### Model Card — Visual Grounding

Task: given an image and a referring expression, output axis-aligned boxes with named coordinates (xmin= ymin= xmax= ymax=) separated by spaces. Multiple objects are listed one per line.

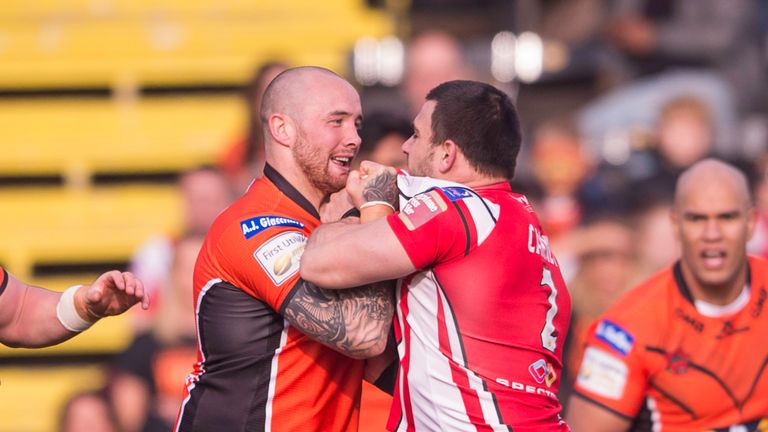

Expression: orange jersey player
xmin=568 ymin=159 xmax=768 ymax=432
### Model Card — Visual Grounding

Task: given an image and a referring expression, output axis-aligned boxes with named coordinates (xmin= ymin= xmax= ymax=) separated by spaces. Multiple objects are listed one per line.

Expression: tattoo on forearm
xmin=363 ymin=171 xmax=398 ymax=209
xmin=283 ymin=280 xmax=395 ymax=357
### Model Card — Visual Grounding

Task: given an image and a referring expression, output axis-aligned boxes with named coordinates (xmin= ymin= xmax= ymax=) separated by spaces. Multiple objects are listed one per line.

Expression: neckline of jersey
xmin=263 ymin=163 xmax=321 ymax=220
xmin=673 ymin=260 xmax=752 ymax=313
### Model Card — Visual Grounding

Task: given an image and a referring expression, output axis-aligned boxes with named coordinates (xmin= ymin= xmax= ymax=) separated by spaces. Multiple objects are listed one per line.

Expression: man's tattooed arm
xmin=282 ymin=278 xmax=395 ymax=359
xmin=362 ymin=169 xmax=399 ymax=210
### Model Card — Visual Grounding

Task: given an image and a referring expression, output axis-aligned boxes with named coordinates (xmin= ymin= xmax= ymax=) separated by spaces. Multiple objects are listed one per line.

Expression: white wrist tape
xmin=56 ymin=285 xmax=93 ymax=332
xmin=359 ymin=200 xmax=396 ymax=211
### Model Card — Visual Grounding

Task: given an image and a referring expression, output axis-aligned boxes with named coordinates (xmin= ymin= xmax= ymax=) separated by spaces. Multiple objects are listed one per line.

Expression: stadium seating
xmin=0 ymin=2 xmax=395 ymax=430
xmin=0 ymin=0 xmax=393 ymax=89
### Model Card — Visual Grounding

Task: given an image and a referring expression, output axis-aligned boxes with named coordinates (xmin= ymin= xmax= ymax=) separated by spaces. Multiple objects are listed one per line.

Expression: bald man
xmin=567 ymin=159 xmax=768 ymax=431
xmin=175 ymin=67 xmax=395 ymax=432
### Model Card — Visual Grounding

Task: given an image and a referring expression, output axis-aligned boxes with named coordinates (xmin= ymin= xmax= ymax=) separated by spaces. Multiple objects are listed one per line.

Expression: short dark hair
xmin=358 ymin=111 xmax=413 ymax=158
xmin=426 ymin=80 xmax=521 ymax=179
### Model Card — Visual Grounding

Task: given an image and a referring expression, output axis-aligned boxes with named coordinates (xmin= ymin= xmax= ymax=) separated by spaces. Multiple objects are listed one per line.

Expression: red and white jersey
xmin=385 ymin=175 xmax=572 ymax=432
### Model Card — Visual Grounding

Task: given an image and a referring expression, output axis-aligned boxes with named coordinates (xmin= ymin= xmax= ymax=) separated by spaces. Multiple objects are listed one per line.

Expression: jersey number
xmin=539 ymin=268 xmax=559 ymax=353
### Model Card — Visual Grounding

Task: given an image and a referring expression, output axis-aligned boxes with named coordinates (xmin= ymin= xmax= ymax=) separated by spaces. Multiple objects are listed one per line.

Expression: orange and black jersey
xmin=573 ymin=256 xmax=768 ymax=432
xmin=175 ymin=165 xmax=363 ymax=432
xmin=0 ymin=267 xmax=7 ymax=297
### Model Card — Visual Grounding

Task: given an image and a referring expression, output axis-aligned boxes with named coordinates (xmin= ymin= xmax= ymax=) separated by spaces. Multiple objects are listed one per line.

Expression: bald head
xmin=260 ymin=66 xmax=347 ymax=125
xmin=674 ymin=158 xmax=752 ymax=210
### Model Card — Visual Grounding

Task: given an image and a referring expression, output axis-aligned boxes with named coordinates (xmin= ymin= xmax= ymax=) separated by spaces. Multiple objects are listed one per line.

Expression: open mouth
xmin=330 ymin=156 xmax=353 ymax=168
xmin=701 ymin=250 xmax=726 ymax=269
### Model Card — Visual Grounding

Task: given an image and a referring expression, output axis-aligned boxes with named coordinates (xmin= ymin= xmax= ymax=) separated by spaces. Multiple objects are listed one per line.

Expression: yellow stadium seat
xmin=0 ymin=364 xmax=108 ymax=432
xmin=0 ymin=186 xmax=182 ymax=280
xmin=0 ymin=96 xmax=243 ymax=181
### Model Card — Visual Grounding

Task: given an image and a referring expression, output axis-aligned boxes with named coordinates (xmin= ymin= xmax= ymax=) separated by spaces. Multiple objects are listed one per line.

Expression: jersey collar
xmin=263 ymin=163 xmax=321 ymax=220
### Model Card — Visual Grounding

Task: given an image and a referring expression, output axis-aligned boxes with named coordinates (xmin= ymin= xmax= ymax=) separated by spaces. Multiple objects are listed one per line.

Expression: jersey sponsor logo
xmin=716 ymin=320 xmax=750 ymax=340
xmin=398 ymin=190 xmax=448 ymax=231
xmin=751 ymin=287 xmax=766 ymax=318
xmin=439 ymin=186 xmax=473 ymax=201
xmin=595 ymin=320 xmax=634 ymax=356
xmin=664 ymin=349 xmax=691 ymax=374
xmin=528 ymin=359 xmax=557 ymax=387
xmin=253 ymin=231 xmax=307 ymax=285
xmin=240 ymin=216 xmax=304 ymax=240
xmin=495 ymin=377 xmax=558 ymax=400
xmin=674 ymin=307 xmax=705 ymax=332
xmin=513 ymin=195 xmax=534 ymax=212
xmin=576 ymin=347 xmax=628 ymax=400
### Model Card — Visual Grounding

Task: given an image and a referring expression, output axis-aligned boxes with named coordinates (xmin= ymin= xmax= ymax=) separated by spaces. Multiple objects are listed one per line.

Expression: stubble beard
xmin=293 ymin=136 xmax=346 ymax=196
xmin=409 ymin=147 xmax=437 ymax=178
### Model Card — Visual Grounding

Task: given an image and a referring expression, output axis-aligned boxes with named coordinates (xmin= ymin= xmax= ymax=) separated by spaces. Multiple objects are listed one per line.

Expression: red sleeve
xmin=572 ymin=317 xmax=648 ymax=418
xmin=214 ymin=216 xmax=309 ymax=311
xmin=386 ymin=189 xmax=470 ymax=270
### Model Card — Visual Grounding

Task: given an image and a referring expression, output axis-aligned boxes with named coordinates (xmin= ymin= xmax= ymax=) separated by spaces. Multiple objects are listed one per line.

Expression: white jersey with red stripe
xmin=384 ymin=174 xmax=571 ymax=432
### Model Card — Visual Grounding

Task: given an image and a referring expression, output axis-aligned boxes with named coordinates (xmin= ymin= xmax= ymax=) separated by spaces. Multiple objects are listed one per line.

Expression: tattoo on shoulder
xmin=283 ymin=279 xmax=395 ymax=357
xmin=363 ymin=171 xmax=398 ymax=209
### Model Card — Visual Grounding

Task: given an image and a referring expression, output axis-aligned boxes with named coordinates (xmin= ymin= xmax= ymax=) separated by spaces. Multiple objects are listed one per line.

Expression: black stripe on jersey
xmin=627 ymin=399 xmax=653 ymax=432
xmin=648 ymin=380 xmax=697 ymax=419
xmin=264 ymin=163 xmax=320 ymax=220
xmin=179 ymin=281 xmax=285 ymax=432
xmin=646 ymin=345 xmax=739 ymax=410
xmin=571 ymin=391 xmax=634 ymax=421
xmin=450 ymin=201 xmax=472 ymax=257
xmin=0 ymin=268 xmax=7 ymax=297
xmin=433 ymin=271 xmax=469 ymax=368
xmin=463 ymin=188 xmax=498 ymax=224
xmin=481 ymin=376 xmax=512 ymax=430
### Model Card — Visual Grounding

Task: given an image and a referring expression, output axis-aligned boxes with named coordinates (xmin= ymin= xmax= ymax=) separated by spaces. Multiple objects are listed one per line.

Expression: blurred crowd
xmin=56 ymin=0 xmax=768 ymax=429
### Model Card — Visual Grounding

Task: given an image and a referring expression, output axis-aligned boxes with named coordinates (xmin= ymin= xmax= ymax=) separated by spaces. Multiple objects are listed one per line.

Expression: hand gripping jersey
xmin=573 ymin=257 xmax=768 ymax=431
xmin=175 ymin=165 xmax=363 ymax=432
xmin=385 ymin=175 xmax=572 ymax=432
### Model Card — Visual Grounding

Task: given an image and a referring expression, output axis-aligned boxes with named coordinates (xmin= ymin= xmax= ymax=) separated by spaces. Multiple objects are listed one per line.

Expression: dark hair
xmin=426 ymin=80 xmax=521 ymax=179
xmin=358 ymin=111 xmax=413 ymax=158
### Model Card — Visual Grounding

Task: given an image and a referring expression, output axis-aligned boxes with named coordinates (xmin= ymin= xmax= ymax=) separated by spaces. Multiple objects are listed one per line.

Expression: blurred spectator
xmin=356 ymin=110 xmax=412 ymax=169
xmin=592 ymin=95 xmax=716 ymax=211
xmin=110 ymin=233 xmax=203 ymax=432
xmin=579 ymin=0 xmax=764 ymax=157
xmin=60 ymin=390 xmax=118 ymax=432
xmin=748 ymin=153 xmax=768 ymax=257
xmin=557 ymin=216 xmax=641 ymax=409
xmin=129 ymin=166 xmax=233 ymax=329
xmin=219 ymin=62 xmax=289 ymax=192
xmin=633 ymin=196 xmax=680 ymax=276
xmin=526 ymin=118 xmax=612 ymax=239
xmin=402 ymin=30 xmax=476 ymax=116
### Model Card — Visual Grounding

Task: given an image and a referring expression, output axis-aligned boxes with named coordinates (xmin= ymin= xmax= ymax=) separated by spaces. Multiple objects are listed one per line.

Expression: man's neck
xmin=266 ymin=158 xmax=325 ymax=211
xmin=681 ymin=262 xmax=749 ymax=306
xmin=435 ymin=170 xmax=508 ymax=189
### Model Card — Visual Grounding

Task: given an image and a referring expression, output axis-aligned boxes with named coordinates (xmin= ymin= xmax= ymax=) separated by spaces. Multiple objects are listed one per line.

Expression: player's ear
xmin=268 ymin=113 xmax=297 ymax=147
xmin=437 ymin=139 xmax=458 ymax=174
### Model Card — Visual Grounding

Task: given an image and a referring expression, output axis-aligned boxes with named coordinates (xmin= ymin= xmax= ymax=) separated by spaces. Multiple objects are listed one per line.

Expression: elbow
xmin=346 ymin=338 xmax=388 ymax=360
xmin=299 ymin=253 xmax=345 ymax=289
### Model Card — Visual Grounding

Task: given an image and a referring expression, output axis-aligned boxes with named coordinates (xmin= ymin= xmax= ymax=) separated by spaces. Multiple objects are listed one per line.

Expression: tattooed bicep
xmin=282 ymin=278 xmax=395 ymax=358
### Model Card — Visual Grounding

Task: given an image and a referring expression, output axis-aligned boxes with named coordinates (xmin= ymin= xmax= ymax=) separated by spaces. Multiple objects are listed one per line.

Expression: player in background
xmin=567 ymin=158 xmax=768 ymax=431
xmin=301 ymin=80 xmax=572 ymax=431
xmin=0 ymin=268 xmax=148 ymax=348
